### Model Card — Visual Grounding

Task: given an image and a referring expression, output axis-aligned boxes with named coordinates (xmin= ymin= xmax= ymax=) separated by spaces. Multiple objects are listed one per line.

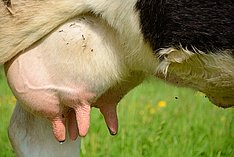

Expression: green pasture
xmin=0 ymin=68 xmax=233 ymax=157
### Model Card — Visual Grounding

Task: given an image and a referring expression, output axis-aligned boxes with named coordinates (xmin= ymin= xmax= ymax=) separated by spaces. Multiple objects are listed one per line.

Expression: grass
xmin=0 ymin=68 xmax=233 ymax=157
xmin=0 ymin=68 xmax=16 ymax=157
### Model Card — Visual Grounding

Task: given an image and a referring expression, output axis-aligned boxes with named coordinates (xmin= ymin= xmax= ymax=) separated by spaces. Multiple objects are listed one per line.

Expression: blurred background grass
xmin=0 ymin=67 xmax=233 ymax=157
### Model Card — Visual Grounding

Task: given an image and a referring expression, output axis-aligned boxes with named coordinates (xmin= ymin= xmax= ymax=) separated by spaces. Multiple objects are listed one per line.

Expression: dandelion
xmin=8 ymin=96 xmax=16 ymax=104
xmin=0 ymin=96 xmax=16 ymax=105
xmin=149 ymin=107 xmax=156 ymax=115
xmin=157 ymin=101 xmax=167 ymax=108
xmin=220 ymin=116 xmax=226 ymax=123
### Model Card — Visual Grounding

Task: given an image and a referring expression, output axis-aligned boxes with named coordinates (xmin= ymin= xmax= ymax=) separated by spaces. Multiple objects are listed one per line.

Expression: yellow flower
xmin=157 ymin=101 xmax=167 ymax=108
xmin=149 ymin=107 xmax=156 ymax=115
xmin=0 ymin=96 xmax=16 ymax=105
xmin=220 ymin=116 xmax=226 ymax=123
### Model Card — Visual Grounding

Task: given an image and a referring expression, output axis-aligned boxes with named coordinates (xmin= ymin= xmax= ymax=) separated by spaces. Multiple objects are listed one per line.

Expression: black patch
xmin=135 ymin=0 xmax=234 ymax=54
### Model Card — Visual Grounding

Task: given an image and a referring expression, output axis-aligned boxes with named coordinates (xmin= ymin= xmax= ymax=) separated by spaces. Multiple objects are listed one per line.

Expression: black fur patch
xmin=135 ymin=0 xmax=234 ymax=54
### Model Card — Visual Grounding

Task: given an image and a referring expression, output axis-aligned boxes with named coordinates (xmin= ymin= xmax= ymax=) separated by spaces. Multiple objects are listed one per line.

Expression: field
xmin=0 ymin=68 xmax=233 ymax=157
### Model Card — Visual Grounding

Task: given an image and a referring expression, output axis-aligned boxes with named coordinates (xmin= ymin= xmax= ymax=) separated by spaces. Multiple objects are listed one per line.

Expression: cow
xmin=5 ymin=15 xmax=146 ymax=157
xmin=1 ymin=0 xmax=233 ymax=107
xmin=1 ymin=0 xmax=234 ymax=156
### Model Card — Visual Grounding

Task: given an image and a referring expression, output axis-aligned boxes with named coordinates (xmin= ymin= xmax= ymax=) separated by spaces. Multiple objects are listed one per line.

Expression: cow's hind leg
xmin=8 ymin=102 xmax=80 ymax=157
